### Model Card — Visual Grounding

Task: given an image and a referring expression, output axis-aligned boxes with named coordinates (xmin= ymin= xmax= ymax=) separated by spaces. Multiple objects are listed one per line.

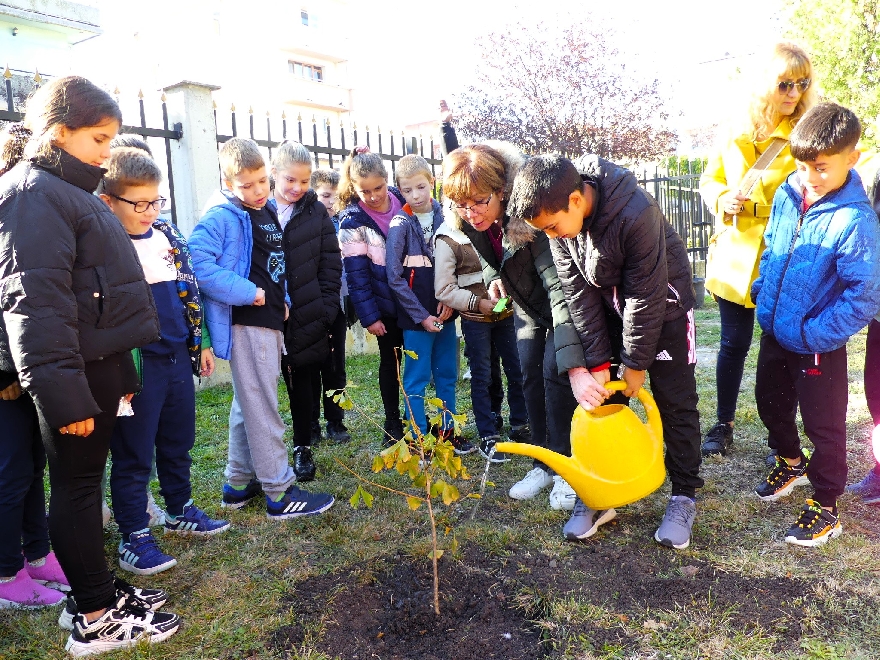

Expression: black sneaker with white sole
xmin=478 ymin=435 xmax=509 ymax=463
xmin=59 ymin=577 xmax=168 ymax=631
xmin=64 ymin=592 xmax=180 ymax=657
xmin=755 ymin=451 xmax=811 ymax=501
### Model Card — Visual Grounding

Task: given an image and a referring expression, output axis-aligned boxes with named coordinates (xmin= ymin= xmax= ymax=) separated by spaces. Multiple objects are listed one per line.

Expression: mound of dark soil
xmin=269 ymin=549 xmax=544 ymax=660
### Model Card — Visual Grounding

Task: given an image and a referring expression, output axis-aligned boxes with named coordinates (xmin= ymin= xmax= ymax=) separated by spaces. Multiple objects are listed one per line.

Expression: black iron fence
xmin=214 ymin=105 xmax=443 ymax=182
xmin=634 ymin=162 xmax=712 ymax=272
xmin=0 ymin=71 xmax=184 ymax=225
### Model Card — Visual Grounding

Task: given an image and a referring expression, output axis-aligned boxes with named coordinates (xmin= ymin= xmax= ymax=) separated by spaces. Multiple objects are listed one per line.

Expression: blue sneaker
xmin=118 ymin=531 xmax=177 ymax=576
xmin=221 ymin=478 xmax=262 ymax=509
xmin=846 ymin=468 xmax=880 ymax=504
xmin=266 ymin=484 xmax=334 ymax=520
xmin=164 ymin=503 xmax=230 ymax=536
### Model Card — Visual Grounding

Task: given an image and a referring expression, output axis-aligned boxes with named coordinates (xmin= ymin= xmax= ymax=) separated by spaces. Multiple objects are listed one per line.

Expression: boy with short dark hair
xmin=189 ymin=138 xmax=334 ymax=519
xmin=100 ymin=147 xmax=229 ymax=576
xmin=509 ymin=153 xmax=703 ymax=550
xmin=751 ymin=102 xmax=880 ymax=546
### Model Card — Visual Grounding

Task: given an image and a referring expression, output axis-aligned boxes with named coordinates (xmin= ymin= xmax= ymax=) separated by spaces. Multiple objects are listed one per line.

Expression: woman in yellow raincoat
xmin=699 ymin=41 xmax=817 ymax=457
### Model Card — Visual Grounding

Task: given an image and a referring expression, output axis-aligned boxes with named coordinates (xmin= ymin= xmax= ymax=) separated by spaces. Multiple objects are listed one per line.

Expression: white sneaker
xmin=102 ymin=501 xmax=112 ymax=528
xmin=549 ymin=476 xmax=577 ymax=511
xmin=64 ymin=592 xmax=180 ymax=657
xmin=509 ymin=467 xmax=554 ymax=500
xmin=146 ymin=493 xmax=166 ymax=527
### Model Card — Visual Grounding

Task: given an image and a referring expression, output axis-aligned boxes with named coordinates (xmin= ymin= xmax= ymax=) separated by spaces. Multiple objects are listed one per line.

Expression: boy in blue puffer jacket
xmin=189 ymin=138 xmax=334 ymax=520
xmin=752 ymin=103 xmax=880 ymax=547
xmin=386 ymin=155 xmax=470 ymax=453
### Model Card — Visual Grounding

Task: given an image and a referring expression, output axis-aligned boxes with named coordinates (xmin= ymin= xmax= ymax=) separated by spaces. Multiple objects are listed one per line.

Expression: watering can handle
xmin=602 ymin=380 xmax=663 ymax=441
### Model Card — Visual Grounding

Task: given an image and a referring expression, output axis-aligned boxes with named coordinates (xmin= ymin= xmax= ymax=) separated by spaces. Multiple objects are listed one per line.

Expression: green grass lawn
xmin=3 ymin=297 xmax=880 ymax=659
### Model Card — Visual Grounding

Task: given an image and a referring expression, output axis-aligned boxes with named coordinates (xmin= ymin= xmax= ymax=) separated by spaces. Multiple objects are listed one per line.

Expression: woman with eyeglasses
xmin=700 ymin=41 xmax=817 ymax=458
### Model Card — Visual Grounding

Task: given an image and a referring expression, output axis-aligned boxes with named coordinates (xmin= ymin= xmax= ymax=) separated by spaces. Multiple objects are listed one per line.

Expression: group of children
xmin=1 ymin=73 xmax=880 ymax=657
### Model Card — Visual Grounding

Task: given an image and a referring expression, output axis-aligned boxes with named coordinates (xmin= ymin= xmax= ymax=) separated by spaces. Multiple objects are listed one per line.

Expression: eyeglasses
xmin=108 ymin=193 xmax=167 ymax=213
xmin=452 ymin=194 xmax=493 ymax=216
xmin=777 ymin=79 xmax=811 ymax=94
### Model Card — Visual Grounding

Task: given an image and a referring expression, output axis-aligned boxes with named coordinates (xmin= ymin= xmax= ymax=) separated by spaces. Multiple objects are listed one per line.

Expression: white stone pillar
xmin=162 ymin=81 xmax=221 ymax=238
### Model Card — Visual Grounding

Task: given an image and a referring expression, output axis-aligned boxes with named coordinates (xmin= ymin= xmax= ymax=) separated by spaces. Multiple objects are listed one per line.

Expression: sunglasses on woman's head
xmin=777 ymin=79 xmax=811 ymax=94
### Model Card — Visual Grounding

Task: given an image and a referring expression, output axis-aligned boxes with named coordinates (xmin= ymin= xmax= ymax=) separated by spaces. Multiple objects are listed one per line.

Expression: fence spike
xmin=340 ymin=119 xmax=344 ymax=127
xmin=160 ymin=92 xmax=167 ymax=103
xmin=311 ymin=114 xmax=316 ymax=123
xmin=137 ymin=88 xmax=144 ymax=100
xmin=33 ymin=68 xmax=42 ymax=84
xmin=212 ymin=100 xmax=217 ymax=109
xmin=266 ymin=110 xmax=270 ymax=117
xmin=297 ymin=112 xmax=302 ymax=121
xmin=390 ymin=129 xmax=393 ymax=136
xmin=365 ymin=125 xmax=369 ymax=132
xmin=3 ymin=65 xmax=11 ymax=80
xmin=248 ymin=106 xmax=253 ymax=114
xmin=230 ymin=103 xmax=235 ymax=112
xmin=281 ymin=110 xmax=287 ymax=119
xmin=353 ymin=122 xmax=357 ymax=129
xmin=113 ymin=85 xmax=121 ymax=96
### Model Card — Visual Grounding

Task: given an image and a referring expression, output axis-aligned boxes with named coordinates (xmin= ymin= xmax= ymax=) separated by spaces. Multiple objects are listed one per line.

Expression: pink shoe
xmin=25 ymin=552 xmax=70 ymax=592
xmin=0 ymin=568 xmax=64 ymax=609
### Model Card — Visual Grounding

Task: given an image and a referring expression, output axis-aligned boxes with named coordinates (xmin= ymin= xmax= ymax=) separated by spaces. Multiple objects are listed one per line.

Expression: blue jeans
xmin=110 ymin=346 xmax=195 ymax=536
xmin=514 ymin=310 xmax=577 ymax=471
xmin=0 ymin=392 xmax=50 ymax=576
xmin=402 ymin=324 xmax=458 ymax=434
xmin=715 ymin=296 xmax=755 ymax=424
xmin=460 ymin=316 xmax=528 ymax=438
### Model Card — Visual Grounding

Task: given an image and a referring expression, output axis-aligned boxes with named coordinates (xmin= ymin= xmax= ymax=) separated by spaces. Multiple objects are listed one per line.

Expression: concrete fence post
xmin=162 ymin=80 xmax=221 ymax=238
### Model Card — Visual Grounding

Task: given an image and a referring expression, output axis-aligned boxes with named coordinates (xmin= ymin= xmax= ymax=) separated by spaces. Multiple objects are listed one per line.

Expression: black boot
xmin=293 ymin=446 xmax=316 ymax=482
xmin=326 ymin=421 xmax=352 ymax=444
xmin=382 ymin=418 xmax=404 ymax=448
xmin=310 ymin=420 xmax=322 ymax=447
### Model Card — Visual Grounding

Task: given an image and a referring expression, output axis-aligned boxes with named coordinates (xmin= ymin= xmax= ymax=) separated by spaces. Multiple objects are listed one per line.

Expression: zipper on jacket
xmin=768 ymin=209 xmax=806 ymax=333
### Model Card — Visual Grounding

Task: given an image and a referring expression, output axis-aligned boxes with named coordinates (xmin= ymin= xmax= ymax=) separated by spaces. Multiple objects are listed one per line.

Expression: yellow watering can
xmin=495 ymin=381 xmax=665 ymax=510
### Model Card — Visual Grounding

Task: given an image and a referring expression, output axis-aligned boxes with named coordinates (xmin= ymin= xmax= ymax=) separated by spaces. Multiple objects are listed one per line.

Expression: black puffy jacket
xmin=546 ymin=156 xmax=695 ymax=371
xmin=0 ymin=149 xmax=160 ymax=428
xmin=281 ymin=190 xmax=342 ymax=368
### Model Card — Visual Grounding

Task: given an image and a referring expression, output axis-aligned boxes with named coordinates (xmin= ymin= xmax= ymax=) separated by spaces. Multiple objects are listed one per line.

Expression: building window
xmin=289 ymin=61 xmax=323 ymax=82
xmin=301 ymin=10 xmax=309 ymax=25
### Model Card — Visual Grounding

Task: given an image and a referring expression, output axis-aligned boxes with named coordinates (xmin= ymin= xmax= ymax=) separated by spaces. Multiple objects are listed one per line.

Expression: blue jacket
xmin=188 ymin=190 xmax=257 ymax=360
xmin=386 ymin=199 xmax=449 ymax=331
xmin=338 ymin=188 xmax=406 ymax=327
xmin=752 ymin=170 xmax=880 ymax=354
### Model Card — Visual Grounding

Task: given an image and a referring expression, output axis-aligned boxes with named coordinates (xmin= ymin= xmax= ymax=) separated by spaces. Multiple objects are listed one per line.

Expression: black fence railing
xmin=214 ymin=105 xmax=443 ymax=183
xmin=1 ymin=75 xmax=184 ymax=225
xmin=633 ymin=164 xmax=713 ymax=272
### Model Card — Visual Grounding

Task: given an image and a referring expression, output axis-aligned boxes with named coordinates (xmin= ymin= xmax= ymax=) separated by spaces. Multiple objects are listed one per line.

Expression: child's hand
xmin=436 ymin=302 xmax=454 ymax=322
xmin=421 ymin=315 xmax=443 ymax=333
xmin=568 ymin=367 xmax=610 ymax=410
xmin=59 ymin=418 xmax=95 ymax=437
xmin=488 ymin=279 xmax=507 ymax=302
xmin=478 ymin=299 xmax=495 ymax=315
xmin=200 ymin=348 xmax=215 ymax=378
xmin=621 ymin=367 xmax=645 ymax=397
xmin=439 ymin=99 xmax=453 ymax=124
xmin=0 ymin=381 xmax=21 ymax=401
xmin=366 ymin=319 xmax=387 ymax=336
xmin=284 ymin=304 xmax=289 ymax=321
xmin=253 ymin=287 xmax=266 ymax=306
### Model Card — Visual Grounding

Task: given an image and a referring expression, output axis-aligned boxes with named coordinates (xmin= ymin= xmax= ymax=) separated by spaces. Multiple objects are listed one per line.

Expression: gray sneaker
xmin=654 ymin=495 xmax=696 ymax=549
xmin=563 ymin=498 xmax=617 ymax=540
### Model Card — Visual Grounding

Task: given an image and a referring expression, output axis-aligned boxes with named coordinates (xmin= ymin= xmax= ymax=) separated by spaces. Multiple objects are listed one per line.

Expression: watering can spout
xmin=495 ymin=381 xmax=665 ymax=510
xmin=492 ymin=442 xmax=585 ymax=487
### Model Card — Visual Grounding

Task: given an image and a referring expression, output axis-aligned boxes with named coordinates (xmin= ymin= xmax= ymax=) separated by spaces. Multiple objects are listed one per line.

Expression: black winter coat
xmin=0 ymin=149 xmax=159 ymax=428
xmin=548 ymin=156 xmax=695 ymax=371
xmin=281 ymin=190 xmax=342 ymax=368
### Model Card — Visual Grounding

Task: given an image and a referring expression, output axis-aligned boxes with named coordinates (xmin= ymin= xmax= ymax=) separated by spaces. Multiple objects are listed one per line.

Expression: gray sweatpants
xmin=225 ymin=324 xmax=295 ymax=500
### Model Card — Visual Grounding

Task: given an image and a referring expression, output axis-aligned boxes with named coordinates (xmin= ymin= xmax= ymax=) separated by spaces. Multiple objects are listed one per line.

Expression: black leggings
xmin=39 ymin=355 xmax=131 ymax=614
xmin=376 ymin=316 xmax=403 ymax=424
